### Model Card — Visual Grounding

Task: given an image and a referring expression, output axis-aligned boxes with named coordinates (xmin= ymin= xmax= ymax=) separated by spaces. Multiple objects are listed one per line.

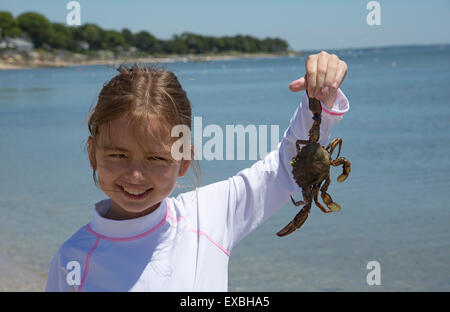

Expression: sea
xmin=0 ymin=44 xmax=449 ymax=291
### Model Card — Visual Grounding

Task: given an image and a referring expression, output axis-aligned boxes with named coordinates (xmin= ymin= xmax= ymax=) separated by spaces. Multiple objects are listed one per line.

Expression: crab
xmin=276 ymin=96 xmax=351 ymax=237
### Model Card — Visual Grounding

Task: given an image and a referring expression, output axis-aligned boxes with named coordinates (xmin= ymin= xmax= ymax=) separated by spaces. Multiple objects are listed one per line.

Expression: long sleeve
xmin=176 ymin=89 xmax=349 ymax=253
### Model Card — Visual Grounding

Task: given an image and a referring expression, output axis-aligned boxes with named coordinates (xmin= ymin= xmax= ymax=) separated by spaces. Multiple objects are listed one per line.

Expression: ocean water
xmin=0 ymin=45 xmax=449 ymax=291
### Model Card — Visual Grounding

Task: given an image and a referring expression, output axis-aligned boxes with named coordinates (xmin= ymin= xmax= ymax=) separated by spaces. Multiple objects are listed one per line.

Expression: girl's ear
xmin=178 ymin=159 xmax=192 ymax=177
xmin=87 ymin=136 xmax=97 ymax=170
xmin=177 ymin=144 xmax=193 ymax=177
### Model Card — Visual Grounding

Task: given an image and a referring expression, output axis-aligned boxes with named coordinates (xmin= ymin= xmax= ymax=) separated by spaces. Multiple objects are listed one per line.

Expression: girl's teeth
xmin=123 ymin=188 xmax=147 ymax=195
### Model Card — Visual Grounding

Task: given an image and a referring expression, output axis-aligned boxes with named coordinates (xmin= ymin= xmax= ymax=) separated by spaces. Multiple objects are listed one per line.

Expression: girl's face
xmin=88 ymin=115 xmax=191 ymax=220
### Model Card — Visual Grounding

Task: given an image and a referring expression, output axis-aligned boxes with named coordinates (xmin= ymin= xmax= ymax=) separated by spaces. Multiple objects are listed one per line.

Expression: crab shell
xmin=291 ymin=142 xmax=330 ymax=189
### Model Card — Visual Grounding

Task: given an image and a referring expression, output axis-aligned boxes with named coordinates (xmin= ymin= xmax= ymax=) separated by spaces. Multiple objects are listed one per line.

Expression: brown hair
xmin=85 ymin=63 xmax=200 ymax=189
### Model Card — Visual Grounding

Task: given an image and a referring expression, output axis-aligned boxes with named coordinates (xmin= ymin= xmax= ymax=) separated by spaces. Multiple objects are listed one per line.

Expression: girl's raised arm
xmin=174 ymin=88 xmax=349 ymax=254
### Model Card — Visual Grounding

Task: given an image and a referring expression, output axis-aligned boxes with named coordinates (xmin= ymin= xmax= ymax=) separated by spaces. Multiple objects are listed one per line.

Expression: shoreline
xmin=0 ymin=51 xmax=301 ymax=71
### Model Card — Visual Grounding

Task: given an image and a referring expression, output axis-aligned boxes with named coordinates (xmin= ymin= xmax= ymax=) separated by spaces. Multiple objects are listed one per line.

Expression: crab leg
xmin=295 ymin=139 xmax=310 ymax=151
xmin=313 ymin=183 xmax=332 ymax=213
xmin=307 ymin=97 xmax=322 ymax=143
xmin=320 ymin=176 xmax=341 ymax=212
xmin=308 ymin=117 xmax=321 ymax=143
xmin=277 ymin=188 xmax=312 ymax=237
xmin=308 ymin=97 xmax=322 ymax=115
xmin=325 ymin=138 xmax=342 ymax=160
xmin=330 ymin=157 xmax=351 ymax=182
xmin=290 ymin=195 xmax=305 ymax=206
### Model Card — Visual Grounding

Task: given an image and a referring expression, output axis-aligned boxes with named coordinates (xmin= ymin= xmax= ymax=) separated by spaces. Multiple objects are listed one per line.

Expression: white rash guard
xmin=46 ymin=90 xmax=349 ymax=292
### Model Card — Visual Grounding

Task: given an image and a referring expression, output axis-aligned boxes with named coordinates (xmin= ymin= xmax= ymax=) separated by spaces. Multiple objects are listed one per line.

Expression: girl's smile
xmin=117 ymin=184 xmax=153 ymax=200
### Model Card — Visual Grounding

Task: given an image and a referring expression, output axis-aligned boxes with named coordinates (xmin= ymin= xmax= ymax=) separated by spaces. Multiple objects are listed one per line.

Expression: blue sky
xmin=3 ymin=0 xmax=450 ymax=50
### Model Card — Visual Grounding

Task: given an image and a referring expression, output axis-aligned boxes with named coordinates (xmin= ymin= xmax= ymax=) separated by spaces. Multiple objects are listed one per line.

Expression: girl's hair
xmin=85 ymin=63 xmax=200 ymax=189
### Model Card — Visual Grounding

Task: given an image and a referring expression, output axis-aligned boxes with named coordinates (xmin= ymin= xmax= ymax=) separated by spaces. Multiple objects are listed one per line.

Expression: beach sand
xmin=0 ymin=63 xmax=32 ymax=70
xmin=0 ymin=255 xmax=47 ymax=292
xmin=0 ymin=52 xmax=300 ymax=71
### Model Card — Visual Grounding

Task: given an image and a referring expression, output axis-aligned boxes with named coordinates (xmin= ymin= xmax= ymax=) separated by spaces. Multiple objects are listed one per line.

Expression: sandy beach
xmin=0 ymin=51 xmax=300 ymax=71
xmin=0 ymin=255 xmax=47 ymax=292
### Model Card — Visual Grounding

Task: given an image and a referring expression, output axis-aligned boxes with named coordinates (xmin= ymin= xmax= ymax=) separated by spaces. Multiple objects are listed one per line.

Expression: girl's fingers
xmin=333 ymin=60 xmax=348 ymax=89
xmin=305 ymin=54 xmax=318 ymax=97
xmin=303 ymin=52 xmax=347 ymax=98
xmin=288 ymin=76 xmax=307 ymax=92
xmin=315 ymin=52 xmax=329 ymax=96
xmin=324 ymin=54 xmax=340 ymax=90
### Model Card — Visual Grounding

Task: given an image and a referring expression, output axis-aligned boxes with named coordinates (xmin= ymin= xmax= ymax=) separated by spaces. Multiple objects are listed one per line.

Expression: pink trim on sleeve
xmin=319 ymin=88 xmax=349 ymax=116
xmin=321 ymin=104 xmax=346 ymax=116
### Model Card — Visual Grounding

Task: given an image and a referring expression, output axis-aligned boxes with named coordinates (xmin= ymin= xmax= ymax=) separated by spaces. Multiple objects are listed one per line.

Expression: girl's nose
xmin=126 ymin=161 xmax=146 ymax=183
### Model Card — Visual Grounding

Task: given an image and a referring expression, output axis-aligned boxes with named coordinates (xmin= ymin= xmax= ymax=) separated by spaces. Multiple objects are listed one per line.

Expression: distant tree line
xmin=0 ymin=11 xmax=289 ymax=54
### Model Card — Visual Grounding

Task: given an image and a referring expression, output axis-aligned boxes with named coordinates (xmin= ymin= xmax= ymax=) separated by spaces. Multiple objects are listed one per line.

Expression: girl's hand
xmin=288 ymin=51 xmax=348 ymax=109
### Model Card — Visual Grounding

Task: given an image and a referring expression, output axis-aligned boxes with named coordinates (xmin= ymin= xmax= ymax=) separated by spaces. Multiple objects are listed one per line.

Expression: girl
xmin=46 ymin=51 xmax=349 ymax=291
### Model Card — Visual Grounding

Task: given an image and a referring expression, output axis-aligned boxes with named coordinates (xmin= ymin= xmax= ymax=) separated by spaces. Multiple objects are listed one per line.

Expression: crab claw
xmin=276 ymin=207 xmax=309 ymax=237
xmin=337 ymin=174 xmax=348 ymax=183
xmin=328 ymin=202 xmax=341 ymax=212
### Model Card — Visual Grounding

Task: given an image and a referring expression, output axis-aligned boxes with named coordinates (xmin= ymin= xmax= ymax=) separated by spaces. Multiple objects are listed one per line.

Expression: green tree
xmin=134 ymin=31 xmax=159 ymax=53
xmin=179 ymin=32 xmax=210 ymax=54
xmin=5 ymin=9 xmax=290 ymax=55
xmin=121 ymin=28 xmax=134 ymax=47
xmin=0 ymin=11 xmax=21 ymax=38
xmin=163 ymin=35 xmax=189 ymax=54
xmin=104 ymin=30 xmax=125 ymax=50
xmin=17 ymin=12 xmax=53 ymax=47
xmin=72 ymin=23 xmax=105 ymax=50
xmin=49 ymin=23 xmax=72 ymax=49
xmin=261 ymin=37 xmax=288 ymax=52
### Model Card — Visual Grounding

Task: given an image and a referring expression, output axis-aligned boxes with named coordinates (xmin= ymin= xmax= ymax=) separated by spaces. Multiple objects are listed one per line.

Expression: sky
xmin=2 ymin=0 xmax=450 ymax=50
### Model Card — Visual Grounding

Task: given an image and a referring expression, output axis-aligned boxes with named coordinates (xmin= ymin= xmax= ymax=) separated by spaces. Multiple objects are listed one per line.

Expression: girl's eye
xmin=109 ymin=154 xmax=126 ymax=159
xmin=147 ymin=156 xmax=167 ymax=162
xmin=107 ymin=154 xmax=169 ymax=162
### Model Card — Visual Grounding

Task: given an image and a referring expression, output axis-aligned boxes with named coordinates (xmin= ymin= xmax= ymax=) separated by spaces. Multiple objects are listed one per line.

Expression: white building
xmin=0 ymin=37 xmax=34 ymax=51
